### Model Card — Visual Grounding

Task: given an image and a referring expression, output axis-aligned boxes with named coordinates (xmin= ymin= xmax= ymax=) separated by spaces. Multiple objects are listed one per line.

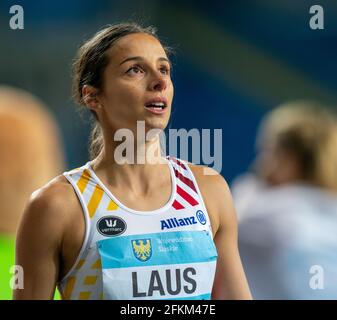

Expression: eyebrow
xmin=119 ymin=56 xmax=171 ymax=66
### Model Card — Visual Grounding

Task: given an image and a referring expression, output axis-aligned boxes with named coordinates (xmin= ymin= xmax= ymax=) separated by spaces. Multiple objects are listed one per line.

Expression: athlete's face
xmin=256 ymin=143 xmax=302 ymax=186
xmin=97 ymin=33 xmax=173 ymax=134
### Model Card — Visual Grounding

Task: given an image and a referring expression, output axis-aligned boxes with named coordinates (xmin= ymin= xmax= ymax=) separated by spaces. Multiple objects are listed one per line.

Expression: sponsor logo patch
xmin=160 ymin=216 xmax=197 ymax=230
xmin=196 ymin=210 xmax=207 ymax=225
xmin=97 ymin=216 xmax=127 ymax=237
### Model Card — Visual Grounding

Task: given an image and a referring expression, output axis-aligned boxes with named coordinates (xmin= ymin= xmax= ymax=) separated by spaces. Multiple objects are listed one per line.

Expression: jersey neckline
xmin=85 ymin=157 xmax=177 ymax=216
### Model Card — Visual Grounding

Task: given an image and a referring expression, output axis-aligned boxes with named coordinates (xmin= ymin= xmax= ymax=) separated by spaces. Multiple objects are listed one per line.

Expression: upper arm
xmin=211 ymin=179 xmax=252 ymax=299
xmin=188 ymin=164 xmax=252 ymax=300
xmin=13 ymin=181 xmax=67 ymax=300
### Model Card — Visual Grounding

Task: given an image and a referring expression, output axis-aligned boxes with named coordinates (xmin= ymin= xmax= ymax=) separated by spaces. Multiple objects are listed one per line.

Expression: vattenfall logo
xmin=160 ymin=210 xmax=207 ymax=230
xmin=97 ymin=216 xmax=127 ymax=237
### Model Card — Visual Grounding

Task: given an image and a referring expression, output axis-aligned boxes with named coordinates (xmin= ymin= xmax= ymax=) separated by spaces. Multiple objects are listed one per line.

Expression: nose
xmin=149 ymin=72 xmax=167 ymax=92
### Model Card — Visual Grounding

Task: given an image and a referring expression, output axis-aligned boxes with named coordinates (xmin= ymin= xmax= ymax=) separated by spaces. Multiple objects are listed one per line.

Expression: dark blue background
xmin=1 ymin=0 xmax=336 ymax=182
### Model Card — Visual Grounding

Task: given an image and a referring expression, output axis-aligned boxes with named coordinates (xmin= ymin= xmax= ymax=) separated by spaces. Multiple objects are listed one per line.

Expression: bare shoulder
xmin=187 ymin=163 xmax=229 ymax=192
xmin=28 ymin=175 xmax=77 ymax=216
xmin=19 ymin=175 xmax=80 ymax=238
xmin=14 ymin=175 xmax=84 ymax=297
xmin=186 ymin=163 xmax=235 ymax=235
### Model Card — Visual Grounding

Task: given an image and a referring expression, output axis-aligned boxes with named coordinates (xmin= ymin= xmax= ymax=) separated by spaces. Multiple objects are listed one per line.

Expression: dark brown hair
xmin=72 ymin=22 xmax=171 ymax=159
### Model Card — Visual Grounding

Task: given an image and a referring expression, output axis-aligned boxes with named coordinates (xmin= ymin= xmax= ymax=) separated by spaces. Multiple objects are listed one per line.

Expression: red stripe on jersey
xmin=173 ymin=168 xmax=197 ymax=193
xmin=177 ymin=185 xmax=198 ymax=206
xmin=168 ymin=156 xmax=187 ymax=170
xmin=172 ymin=200 xmax=185 ymax=210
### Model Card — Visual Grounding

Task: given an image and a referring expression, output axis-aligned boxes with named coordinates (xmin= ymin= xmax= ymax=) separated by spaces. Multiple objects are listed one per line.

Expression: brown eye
xmin=126 ymin=66 xmax=143 ymax=75
xmin=160 ymin=66 xmax=170 ymax=75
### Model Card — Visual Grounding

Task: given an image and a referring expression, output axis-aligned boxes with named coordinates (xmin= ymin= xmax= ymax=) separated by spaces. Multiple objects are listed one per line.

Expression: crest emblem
xmin=131 ymin=239 xmax=152 ymax=262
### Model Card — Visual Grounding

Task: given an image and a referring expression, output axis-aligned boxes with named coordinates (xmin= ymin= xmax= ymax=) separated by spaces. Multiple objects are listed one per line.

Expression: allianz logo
xmin=160 ymin=216 xmax=197 ymax=230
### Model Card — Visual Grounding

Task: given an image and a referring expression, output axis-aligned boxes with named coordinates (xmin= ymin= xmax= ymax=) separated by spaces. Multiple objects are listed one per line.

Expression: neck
xmin=91 ymin=134 xmax=169 ymax=194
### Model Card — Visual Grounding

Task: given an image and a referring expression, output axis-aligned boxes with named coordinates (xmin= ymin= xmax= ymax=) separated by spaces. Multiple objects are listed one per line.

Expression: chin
xmin=145 ymin=118 xmax=169 ymax=132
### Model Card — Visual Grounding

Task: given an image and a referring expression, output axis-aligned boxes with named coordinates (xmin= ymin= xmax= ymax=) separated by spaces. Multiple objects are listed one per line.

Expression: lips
xmin=144 ymin=97 xmax=168 ymax=115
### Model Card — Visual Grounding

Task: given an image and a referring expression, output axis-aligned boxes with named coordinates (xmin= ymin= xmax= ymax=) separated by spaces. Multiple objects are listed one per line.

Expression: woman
xmin=232 ymin=101 xmax=337 ymax=299
xmin=14 ymin=23 xmax=251 ymax=300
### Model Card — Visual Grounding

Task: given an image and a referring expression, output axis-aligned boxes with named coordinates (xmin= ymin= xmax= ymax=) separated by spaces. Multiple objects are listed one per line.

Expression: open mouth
xmin=144 ymin=101 xmax=167 ymax=110
xmin=144 ymin=99 xmax=168 ymax=114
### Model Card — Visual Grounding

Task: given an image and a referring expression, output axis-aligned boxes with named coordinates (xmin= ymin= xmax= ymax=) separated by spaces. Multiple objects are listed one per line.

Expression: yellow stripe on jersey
xmin=107 ymin=199 xmax=118 ymax=211
xmin=84 ymin=276 xmax=98 ymax=285
xmin=79 ymin=292 xmax=91 ymax=300
xmin=75 ymin=259 xmax=85 ymax=270
xmin=62 ymin=276 xmax=76 ymax=300
xmin=87 ymin=185 xmax=104 ymax=218
xmin=76 ymin=169 xmax=91 ymax=194
xmin=91 ymin=259 xmax=102 ymax=269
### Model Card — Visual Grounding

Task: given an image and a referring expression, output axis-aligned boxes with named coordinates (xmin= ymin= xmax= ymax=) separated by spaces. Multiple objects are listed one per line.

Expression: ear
xmin=82 ymin=85 xmax=102 ymax=112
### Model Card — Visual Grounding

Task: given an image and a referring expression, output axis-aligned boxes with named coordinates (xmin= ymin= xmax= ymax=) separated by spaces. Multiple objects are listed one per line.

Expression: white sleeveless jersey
xmin=58 ymin=157 xmax=218 ymax=300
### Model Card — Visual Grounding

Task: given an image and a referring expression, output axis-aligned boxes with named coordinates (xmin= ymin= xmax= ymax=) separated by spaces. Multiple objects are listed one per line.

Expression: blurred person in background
xmin=0 ymin=86 xmax=64 ymax=299
xmin=231 ymin=101 xmax=337 ymax=299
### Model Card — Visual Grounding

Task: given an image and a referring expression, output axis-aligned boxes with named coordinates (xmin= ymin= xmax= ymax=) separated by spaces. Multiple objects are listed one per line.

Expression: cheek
xmin=168 ymin=80 xmax=174 ymax=96
xmin=166 ymin=82 xmax=174 ymax=106
xmin=258 ymin=151 xmax=278 ymax=175
xmin=104 ymin=83 xmax=142 ymax=110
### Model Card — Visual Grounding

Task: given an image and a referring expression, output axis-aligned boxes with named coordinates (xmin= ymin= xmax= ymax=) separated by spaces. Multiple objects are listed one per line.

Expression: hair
xmin=72 ymin=22 xmax=172 ymax=159
xmin=256 ymin=101 xmax=337 ymax=191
